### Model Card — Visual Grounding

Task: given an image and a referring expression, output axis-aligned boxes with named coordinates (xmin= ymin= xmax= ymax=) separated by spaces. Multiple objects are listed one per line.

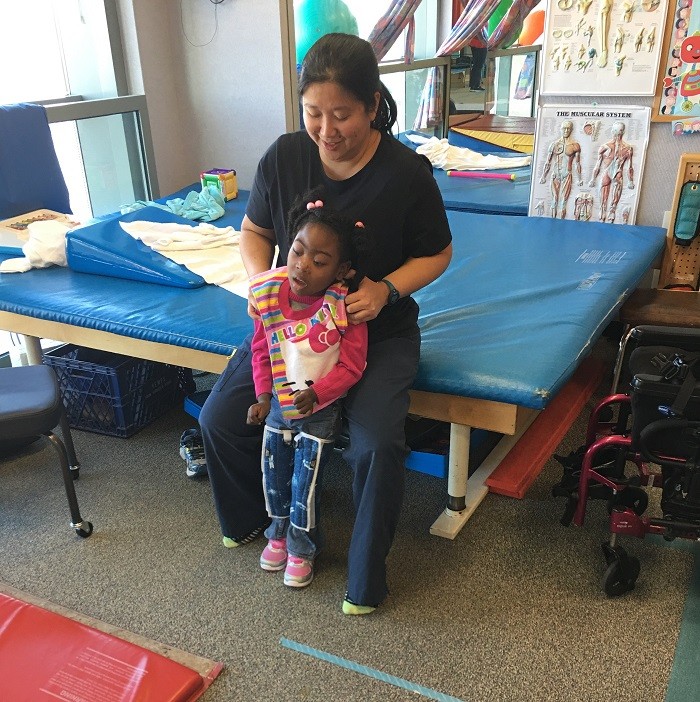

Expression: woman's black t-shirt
xmin=246 ymin=130 xmax=452 ymax=343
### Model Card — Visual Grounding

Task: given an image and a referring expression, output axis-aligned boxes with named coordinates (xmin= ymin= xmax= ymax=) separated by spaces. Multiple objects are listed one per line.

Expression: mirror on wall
xmin=448 ymin=47 xmax=486 ymax=120
xmin=449 ymin=45 xmax=541 ymax=122
xmin=486 ymin=45 xmax=540 ymax=119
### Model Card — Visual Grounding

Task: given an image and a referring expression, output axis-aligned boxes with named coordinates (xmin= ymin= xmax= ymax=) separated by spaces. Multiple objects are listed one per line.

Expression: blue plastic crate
xmin=405 ymin=425 xmax=503 ymax=479
xmin=43 ymin=344 xmax=179 ymax=437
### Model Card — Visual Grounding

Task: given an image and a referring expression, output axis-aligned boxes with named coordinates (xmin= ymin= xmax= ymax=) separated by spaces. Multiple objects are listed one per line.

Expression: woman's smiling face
xmin=302 ymin=81 xmax=378 ymax=166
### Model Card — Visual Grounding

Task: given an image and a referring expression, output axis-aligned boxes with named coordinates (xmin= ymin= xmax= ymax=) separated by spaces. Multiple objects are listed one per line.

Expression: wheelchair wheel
xmin=601 ymin=544 xmax=640 ymax=596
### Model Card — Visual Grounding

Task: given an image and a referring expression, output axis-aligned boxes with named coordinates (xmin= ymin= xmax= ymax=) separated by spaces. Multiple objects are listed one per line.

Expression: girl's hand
xmin=247 ymin=399 xmax=270 ymax=425
xmin=293 ymin=388 xmax=317 ymax=417
xmin=345 ymin=278 xmax=389 ymax=324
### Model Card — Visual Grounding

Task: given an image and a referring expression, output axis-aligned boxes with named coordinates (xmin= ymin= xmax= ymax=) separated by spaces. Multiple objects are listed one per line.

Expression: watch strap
xmin=381 ymin=278 xmax=400 ymax=306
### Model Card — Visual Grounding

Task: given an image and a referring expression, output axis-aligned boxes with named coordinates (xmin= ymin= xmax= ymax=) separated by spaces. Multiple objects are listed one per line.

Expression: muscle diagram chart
xmin=530 ymin=105 xmax=650 ymax=224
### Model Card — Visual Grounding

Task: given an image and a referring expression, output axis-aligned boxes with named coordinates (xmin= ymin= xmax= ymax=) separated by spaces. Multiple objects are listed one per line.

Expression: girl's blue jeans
xmin=262 ymin=398 xmax=339 ymax=560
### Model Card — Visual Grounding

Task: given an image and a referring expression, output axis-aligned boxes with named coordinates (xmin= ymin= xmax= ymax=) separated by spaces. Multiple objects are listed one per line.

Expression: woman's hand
xmin=247 ymin=292 xmax=260 ymax=320
xmin=345 ymin=278 xmax=388 ymax=324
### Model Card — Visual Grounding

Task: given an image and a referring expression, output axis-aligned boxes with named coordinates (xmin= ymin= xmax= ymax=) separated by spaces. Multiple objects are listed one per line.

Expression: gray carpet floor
xmin=0 ymin=337 xmax=695 ymax=702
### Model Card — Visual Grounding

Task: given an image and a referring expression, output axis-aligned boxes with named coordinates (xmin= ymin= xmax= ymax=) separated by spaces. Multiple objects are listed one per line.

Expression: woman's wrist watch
xmin=381 ymin=278 xmax=400 ymax=306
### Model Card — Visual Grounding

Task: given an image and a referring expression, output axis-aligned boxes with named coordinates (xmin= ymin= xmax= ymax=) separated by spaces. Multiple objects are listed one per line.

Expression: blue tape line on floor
xmin=280 ymin=637 xmax=465 ymax=702
xmin=665 ymin=541 xmax=700 ymax=702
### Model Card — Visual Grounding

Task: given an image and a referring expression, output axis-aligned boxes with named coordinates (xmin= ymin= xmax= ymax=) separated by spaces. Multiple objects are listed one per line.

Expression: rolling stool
xmin=0 ymin=364 xmax=93 ymax=538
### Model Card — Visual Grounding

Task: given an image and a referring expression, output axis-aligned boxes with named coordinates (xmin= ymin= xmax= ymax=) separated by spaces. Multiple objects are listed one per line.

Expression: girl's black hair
xmin=298 ymin=33 xmax=397 ymax=134
xmin=286 ymin=186 xmax=373 ymax=293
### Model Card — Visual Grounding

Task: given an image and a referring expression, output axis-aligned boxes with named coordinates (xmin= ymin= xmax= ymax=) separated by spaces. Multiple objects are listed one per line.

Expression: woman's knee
xmin=199 ymin=388 xmax=232 ymax=438
xmin=345 ymin=424 xmax=408 ymax=476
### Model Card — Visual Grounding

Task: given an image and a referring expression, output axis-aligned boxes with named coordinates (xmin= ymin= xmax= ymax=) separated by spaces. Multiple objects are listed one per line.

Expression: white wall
xmin=117 ymin=0 xmax=288 ymax=197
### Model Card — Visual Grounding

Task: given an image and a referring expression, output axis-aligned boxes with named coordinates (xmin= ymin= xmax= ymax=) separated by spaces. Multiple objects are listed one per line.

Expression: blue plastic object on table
xmin=62 ymin=186 xmax=249 ymax=289
xmin=66 ymin=206 xmax=209 ymax=289
xmin=447 ymin=128 xmax=525 ymax=154
xmin=398 ymin=131 xmax=531 ymax=216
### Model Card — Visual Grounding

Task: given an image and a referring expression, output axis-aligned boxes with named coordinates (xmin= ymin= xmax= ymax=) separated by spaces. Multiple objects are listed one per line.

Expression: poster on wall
xmin=540 ymin=0 xmax=669 ymax=95
xmin=653 ymin=0 xmax=700 ymax=120
xmin=529 ymin=104 xmax=651 ymax=224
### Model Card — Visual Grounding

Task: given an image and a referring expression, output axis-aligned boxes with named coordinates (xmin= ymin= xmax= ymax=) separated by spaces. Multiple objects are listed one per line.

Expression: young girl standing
xmin=246 ymin=190 xmax=371 ymax=588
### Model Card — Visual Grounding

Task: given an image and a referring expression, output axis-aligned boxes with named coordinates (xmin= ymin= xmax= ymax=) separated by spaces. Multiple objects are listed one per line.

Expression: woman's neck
xmin=322 ymin=129 xmax=381 ymax=181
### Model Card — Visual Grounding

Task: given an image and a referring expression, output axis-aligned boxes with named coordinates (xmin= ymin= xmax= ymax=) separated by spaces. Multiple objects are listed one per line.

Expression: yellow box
xmin=200 ymin=168 xmax=238 ymax=201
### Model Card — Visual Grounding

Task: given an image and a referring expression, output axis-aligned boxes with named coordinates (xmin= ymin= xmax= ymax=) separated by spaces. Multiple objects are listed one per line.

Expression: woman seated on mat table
xmin=247 ymin=191 xmax=372 ymax=589
xmin=199 ymin=32 xmax=453 ymax=615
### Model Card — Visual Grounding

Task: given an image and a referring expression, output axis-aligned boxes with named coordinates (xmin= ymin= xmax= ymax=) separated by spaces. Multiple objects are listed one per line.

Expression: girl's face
xmin=302 ymin=81 xmax=379 ymax=166
xmin=287 ymin=221 xmax=349 ymax=297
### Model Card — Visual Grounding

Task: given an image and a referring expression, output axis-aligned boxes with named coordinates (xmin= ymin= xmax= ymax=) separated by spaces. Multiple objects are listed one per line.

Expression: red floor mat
xmin=0 ymin=591 xmax=222 ymax=702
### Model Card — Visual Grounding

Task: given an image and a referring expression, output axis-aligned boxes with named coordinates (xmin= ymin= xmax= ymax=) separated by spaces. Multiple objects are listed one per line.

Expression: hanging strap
xmin=650 ymin=351 xmax=700 ymax=417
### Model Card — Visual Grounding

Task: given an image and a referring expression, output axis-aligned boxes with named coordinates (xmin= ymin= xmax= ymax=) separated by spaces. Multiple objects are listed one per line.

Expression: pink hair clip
xmin=306 ymin=199 xmax=324 ymax=210
xmin=355 ymin=221 xmax=365 ymax=228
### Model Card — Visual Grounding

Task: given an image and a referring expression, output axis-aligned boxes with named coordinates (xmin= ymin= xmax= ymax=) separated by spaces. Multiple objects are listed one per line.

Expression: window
xmin=0 ymin=1 xmax=154 ymax=221
xmin=0 ymin=1 xmax=123 ymax=104
xmin=285 ymin=0 xmax=447 ymax=136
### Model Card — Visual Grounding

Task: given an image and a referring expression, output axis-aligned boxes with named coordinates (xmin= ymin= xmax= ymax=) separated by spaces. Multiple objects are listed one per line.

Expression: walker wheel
xmin=607 ymin=486 xmax=648 ymax=516
xmin=75 ymin=522 xmax=93 ymax=538
xmin=601 ymin=550 xmax=640 ymax=597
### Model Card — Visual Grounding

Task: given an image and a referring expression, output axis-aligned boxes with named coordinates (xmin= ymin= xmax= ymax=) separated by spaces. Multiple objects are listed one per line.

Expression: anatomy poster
xmin=654 ymin=0 xmax=700 ymax=119
xmin=540 ymin=0 xmax=669 ymax=95
xmin=529 ymin=105 xmax=651 ymax=224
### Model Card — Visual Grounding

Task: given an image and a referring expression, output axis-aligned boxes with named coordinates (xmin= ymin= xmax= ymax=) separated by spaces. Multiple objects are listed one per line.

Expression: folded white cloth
xmin=416 ymin=137 xmax=531 ymax=171
xmin=0 ymin=220 xmax=70 ymax=273
xmin=119 ymin=220 xmax=239 ymax=251
xmin=120 ymin=220 xmax=249 ymax=298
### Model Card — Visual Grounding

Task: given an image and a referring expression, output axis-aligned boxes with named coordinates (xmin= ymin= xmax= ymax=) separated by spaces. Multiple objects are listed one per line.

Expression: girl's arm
xmin=248 ymin=319 xmax=273 ymax=424
xmin=250 ymin=318 xmax=273 ymax=399
xmin=308 ymin=322 xmax=369 ymax=407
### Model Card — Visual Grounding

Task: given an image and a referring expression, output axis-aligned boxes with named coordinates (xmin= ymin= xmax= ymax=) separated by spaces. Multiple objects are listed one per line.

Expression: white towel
xmin=119 ymin=220 xmax=250 ymax=298
xmin=416 ymin=137 xmax=531 ymax=171
xmin=119 ymin=220 xmax=239 ymax=250
xmin=0 ymin=220 xmax=70 ymax=273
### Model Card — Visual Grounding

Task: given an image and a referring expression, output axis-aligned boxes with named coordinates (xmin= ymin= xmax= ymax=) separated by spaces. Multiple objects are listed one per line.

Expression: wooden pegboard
xmin=659 ymin=154 xmax=700 ymax=290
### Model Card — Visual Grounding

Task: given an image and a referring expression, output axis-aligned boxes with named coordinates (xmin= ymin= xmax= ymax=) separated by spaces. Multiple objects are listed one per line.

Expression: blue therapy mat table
xmin=0 ymin=193 xmax=665 ymax=538
xmin=398 ymin=130 xmax=532 ymax=216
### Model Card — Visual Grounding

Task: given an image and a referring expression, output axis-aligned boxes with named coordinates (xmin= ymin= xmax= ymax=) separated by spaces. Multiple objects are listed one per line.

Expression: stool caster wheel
xmin=75 ymin=522 xmax=93 ymax=538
